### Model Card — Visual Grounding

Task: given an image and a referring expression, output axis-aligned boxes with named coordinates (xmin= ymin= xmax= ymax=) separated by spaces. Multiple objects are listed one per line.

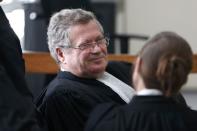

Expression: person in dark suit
xmin=0 ymin=5 xmax=31 ymax=96
xmin=35 ymin=8 xmax=135 ymax=131
xmin=0 ymin=4 xmax=46 ymax=131
xmin=85 ymin=31 xmax=197 ymax=131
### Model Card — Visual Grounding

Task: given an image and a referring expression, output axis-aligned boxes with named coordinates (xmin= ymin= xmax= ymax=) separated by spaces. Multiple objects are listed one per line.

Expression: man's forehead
xmin=69 ymin=22 xmax=102 ymax=42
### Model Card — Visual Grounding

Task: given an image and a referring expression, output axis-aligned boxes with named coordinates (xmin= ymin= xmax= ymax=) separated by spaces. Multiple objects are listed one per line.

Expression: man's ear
xmin=56 ymin=48 xmax=65 ymax=63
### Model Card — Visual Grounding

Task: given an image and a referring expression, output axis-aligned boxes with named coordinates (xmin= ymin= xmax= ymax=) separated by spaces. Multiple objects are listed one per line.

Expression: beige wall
xmin=126 ymin=0 xmax=197 ymax=50
xmin=116 ymin=0 xmax=197 ymax=89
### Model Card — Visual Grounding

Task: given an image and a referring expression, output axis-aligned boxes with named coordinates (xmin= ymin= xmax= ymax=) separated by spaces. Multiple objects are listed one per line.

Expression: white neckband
xmin=97 ymin=72 xmax=135 ymax=103
xmin=137 ymin=89 xmax=162 ymax=96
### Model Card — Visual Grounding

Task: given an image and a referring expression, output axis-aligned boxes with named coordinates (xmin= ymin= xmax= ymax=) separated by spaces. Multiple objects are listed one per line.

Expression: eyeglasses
xmin=69 ymin=37 xmax=109 ymax=51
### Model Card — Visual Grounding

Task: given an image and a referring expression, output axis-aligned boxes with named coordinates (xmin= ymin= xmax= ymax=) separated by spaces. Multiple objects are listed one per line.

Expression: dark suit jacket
xmin=0 ymin=7 xmax=31 ymax=96
xmin=0 ymin=7 xmax=46 ymax=131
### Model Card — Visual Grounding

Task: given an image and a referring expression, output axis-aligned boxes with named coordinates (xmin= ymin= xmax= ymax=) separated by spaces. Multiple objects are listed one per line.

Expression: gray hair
xmin=47 ymin=8 xmax=104 ymax=63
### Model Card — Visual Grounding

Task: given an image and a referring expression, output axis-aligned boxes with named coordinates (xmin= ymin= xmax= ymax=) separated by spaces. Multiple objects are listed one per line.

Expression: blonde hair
xmin=139 ymin=31 xmax=193 ymax=97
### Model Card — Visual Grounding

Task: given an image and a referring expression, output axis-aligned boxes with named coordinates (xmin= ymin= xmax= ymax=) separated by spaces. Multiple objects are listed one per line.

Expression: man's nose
xmin=91 ymin=43 xmax=102 ymax=52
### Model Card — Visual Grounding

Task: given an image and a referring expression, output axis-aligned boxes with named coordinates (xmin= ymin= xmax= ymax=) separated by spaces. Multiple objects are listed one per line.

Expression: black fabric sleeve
xmin=85 ymin=103 xmax=118 ymax=131
xmin=173 ymin=93 xmax=187 ymax=106
xmin=0 ymin=65 xmax=47 ymax=131
xmin=0 ymin=7 xmax=47 ymax=131
xmin=0 ymin=7 xmax=31 ymax=96
xmin=41 ymin=89 xmax=92 ymax=131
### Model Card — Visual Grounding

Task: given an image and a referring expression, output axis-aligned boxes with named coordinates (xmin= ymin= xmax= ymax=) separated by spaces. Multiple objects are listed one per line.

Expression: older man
xmin=35 ymin=9 xmax=135 ymax=131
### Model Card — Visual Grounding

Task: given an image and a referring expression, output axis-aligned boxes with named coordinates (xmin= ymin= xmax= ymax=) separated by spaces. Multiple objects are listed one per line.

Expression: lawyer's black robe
xmin=0 ymin=7 xmax=46 ymax=131
xmin=0 ymin=7 xmax=31 ymax=96
xmin=35 ymin=61 xmax=132 ymax=131
xmin=86 ymin=95 xmax=197 ymax=131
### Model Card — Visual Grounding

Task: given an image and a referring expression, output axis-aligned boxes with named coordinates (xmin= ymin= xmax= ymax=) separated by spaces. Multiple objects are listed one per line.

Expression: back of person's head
xmin=47 ymin=8 xmax=103 ymax=63
xmin=138 ymin=31 xmax=193 ymax=97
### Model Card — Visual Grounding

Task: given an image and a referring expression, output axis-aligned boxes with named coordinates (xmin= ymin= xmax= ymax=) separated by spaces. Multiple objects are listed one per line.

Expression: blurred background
xmin=1 ymin=0 xmax=197 ymax=109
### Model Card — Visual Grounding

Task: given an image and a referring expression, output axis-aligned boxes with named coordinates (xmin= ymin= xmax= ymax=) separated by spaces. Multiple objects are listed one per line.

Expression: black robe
xmin=35 ymin=61 xmax=133 ymax=131
xmin=0 ymin=7 xmax=31 ymax=96
xmin=85 ymin=95 xmax=197 ymax=131
xmin=0 ymin=7 xmax=46 ymax=131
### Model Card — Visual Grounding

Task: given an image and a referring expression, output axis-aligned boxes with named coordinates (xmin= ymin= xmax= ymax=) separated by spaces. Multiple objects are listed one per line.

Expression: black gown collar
xmin=57 ymin=71 xmax=102 ymax=85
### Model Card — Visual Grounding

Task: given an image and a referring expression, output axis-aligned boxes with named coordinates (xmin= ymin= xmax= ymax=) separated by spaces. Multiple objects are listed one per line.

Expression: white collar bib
xmin=97 ymin=72 xmax=135 ymax=103
xmin=137 ymin=89 xmax=162 ymax=96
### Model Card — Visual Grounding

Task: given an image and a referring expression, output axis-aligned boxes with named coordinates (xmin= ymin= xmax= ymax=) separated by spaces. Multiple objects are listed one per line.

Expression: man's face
xmin=64 ymin=20 xmax=108 ymax=78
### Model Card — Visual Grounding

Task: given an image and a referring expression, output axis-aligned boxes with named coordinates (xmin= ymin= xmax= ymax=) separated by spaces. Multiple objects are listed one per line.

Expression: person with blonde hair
xmin=85 ymin=31 xmax=197 ymax=131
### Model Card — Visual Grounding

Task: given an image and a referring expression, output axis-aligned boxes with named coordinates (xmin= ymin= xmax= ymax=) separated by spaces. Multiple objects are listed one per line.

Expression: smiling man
xmin=59 ymin=19 xmax=108 ymax=78
xmin=35 ymin=9 xmax=135 ymax=131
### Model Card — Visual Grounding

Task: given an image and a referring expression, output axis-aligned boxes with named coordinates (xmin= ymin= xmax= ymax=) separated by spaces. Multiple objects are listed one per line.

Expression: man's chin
xmin=92 ymin=58 xmax=106 ymax=65
xmin=88 ymin=66 xmax=106 ymax=77
xmin=91 ymin=67 xmax=105 ymax=73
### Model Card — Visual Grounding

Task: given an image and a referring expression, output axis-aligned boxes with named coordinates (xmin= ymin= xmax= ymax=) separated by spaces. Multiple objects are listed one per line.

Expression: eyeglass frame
xmin=67 ymin=36 xmax=110 ymax=51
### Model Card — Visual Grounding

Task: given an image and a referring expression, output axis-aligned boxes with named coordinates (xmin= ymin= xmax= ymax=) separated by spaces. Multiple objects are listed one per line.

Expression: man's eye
xmin=96 ymin=37 xmax=105 ymax=42
xmin=97 ymin=39 xmax=106 ymax=45
xmin=97 ymin=39 xmax=104 ymax=43
xmin=79 ymin=44 xmax=92 ymax=49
